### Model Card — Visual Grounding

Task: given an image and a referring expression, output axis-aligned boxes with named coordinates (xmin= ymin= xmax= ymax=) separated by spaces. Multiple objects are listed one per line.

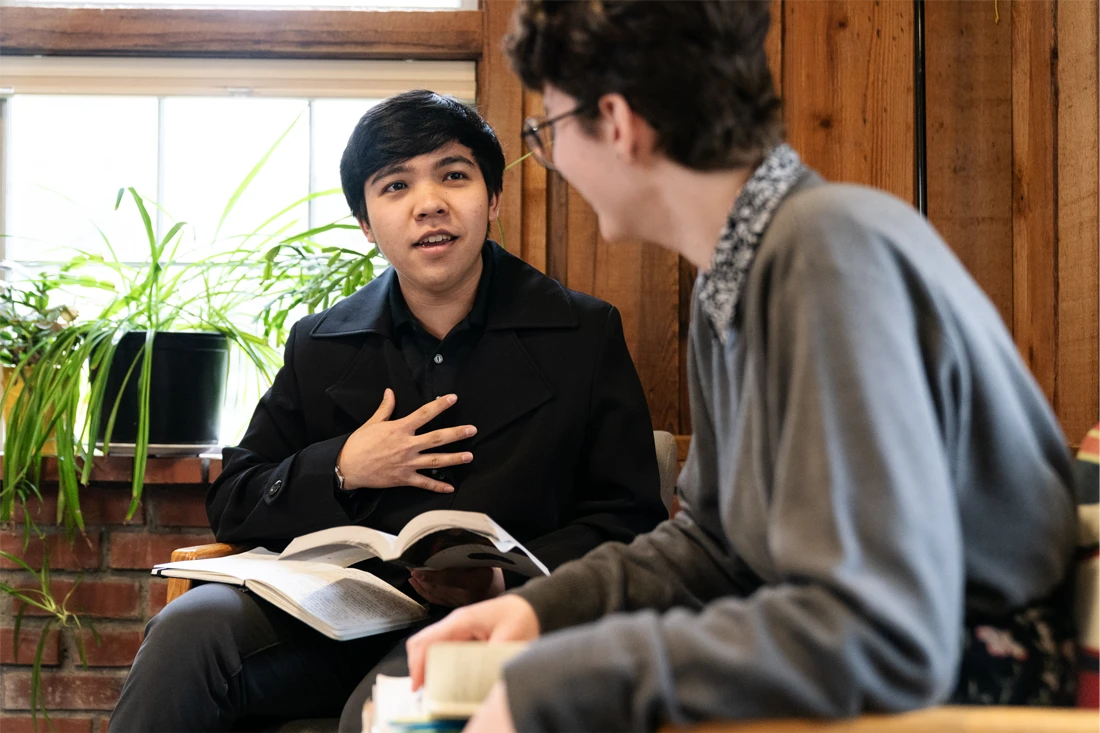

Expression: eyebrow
xmin=369 ymin=154 xmax=476 ymax=186
xmin=369 ymin=162 xmax=410 ymax=184
xmin=434 ymin=155 xmax=476 ymax=170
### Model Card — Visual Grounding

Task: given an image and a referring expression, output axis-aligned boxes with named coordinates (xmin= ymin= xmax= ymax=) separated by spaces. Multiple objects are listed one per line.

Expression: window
xmin=1 ymin=57 xmax=476 ymax=262
xmin=0 ymin=55 xmax=476 ymax=442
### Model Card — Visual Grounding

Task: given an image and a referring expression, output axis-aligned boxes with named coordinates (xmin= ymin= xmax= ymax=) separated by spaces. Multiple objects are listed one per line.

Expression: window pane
xmin=6 ymin=96 xmax=158 ymax=263
xmin=311 ymin=98 xmax=381 ymax=252
xmin=160 ymin=97 xmax=310 ymax=261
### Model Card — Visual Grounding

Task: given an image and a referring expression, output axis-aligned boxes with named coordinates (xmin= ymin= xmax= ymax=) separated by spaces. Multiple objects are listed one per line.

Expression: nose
xmin=414 ymin=183 xmax=448 ymax=220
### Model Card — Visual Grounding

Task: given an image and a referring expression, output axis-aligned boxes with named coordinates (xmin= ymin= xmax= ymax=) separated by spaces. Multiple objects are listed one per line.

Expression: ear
xmin=487 ymin=192 xmax=501 ymax=223
xmin=358 ymin=217 xmax=375 ymax=244
xmin=598 ymin=93 xmax=658 ymax=165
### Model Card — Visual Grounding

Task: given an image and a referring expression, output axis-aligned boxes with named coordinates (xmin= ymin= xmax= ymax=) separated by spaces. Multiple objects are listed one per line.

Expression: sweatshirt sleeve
xmin=503 ymin=207 xmax=965 ymax=731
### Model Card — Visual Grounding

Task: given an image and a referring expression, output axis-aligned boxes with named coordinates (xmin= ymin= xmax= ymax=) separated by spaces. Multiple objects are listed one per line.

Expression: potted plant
xmin=0 ymin=269 xmax=79 ymax=456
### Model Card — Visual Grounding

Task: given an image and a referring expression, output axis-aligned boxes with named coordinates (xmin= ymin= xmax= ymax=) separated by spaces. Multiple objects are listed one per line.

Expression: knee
xmin=139 ymin=584 xmax=250 ymax=662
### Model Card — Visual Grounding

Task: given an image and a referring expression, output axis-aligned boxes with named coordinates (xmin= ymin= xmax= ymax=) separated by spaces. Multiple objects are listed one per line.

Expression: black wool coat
xmin=207 ymin=242 xmax=666 ymax=572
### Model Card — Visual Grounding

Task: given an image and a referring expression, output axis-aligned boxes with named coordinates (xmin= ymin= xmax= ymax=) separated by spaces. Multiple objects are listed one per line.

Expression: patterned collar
xmin=697 ymin=143 xmax=806 ymax=342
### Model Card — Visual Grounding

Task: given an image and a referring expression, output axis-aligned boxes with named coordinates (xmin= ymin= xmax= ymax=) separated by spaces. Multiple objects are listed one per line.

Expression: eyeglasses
xmin=521 ymin=104 xmax=588 ymax=171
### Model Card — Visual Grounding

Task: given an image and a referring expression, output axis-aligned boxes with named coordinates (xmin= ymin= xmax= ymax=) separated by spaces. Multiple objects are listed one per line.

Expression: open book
xmin=152 ymin=510 xmax=549 ymax=641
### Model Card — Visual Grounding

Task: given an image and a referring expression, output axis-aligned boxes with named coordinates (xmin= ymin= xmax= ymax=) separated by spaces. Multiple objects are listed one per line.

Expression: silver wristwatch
xmin=334 ymin=462 xmax=347 ymax=491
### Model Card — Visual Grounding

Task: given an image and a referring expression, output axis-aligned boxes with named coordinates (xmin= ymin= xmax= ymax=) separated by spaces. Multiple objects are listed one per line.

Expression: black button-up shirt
xmin=386 ymin=245 xmax=494 ymax=486
xmin=388 ymin=246 xmax=493 ymax=405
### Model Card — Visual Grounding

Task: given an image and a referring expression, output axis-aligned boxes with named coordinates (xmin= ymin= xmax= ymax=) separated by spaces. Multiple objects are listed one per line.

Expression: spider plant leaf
xmin=214 ymin=108 xmax=305 ymax=242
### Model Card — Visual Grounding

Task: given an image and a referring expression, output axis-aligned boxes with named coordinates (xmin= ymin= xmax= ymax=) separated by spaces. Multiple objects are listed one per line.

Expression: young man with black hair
xmin=109 ymin=90 xmax=665 ymax=732
xmin=406 ymin=3 xmax=1078 ymax=731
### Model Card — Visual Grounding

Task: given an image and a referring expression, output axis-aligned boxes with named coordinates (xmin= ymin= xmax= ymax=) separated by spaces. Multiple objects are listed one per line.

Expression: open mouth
xmin=413 ymin=233 xmax=458 ymax=248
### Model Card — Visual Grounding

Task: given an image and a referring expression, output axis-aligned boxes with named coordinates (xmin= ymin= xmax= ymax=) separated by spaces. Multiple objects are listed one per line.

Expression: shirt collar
xmin=697 ymin=143 xmax=807 ymax=342
xmin=389 ymin=241 xmax=495 ymax=336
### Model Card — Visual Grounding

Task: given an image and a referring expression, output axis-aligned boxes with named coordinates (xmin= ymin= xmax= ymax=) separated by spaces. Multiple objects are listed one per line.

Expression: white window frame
xmin=0 ymin=56 xmax=476 ymax=261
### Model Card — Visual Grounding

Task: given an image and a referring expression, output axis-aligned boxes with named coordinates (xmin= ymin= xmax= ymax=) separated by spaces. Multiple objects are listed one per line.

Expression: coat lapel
xmin=450 ymin=330 xmax=552 ymax=446
xmin=324 ymin=339 xmax=424 ymax=426
xmin=310 ymin=268 xmax=424 ymax=426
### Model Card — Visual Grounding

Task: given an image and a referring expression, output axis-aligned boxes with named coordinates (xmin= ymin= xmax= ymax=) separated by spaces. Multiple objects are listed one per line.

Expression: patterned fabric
xmin=951 ymin=588 xmax=1077 ymax=706
xmin=1074 ymin=424 xmax=1099 ymax=708
xmin=949 ymin=425 xmax=1100 ymax=708
xmin=697 ymin=143 xmax=807 ymax=342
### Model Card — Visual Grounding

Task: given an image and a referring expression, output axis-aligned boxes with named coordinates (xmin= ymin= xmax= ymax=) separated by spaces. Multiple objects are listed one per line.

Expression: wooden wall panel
xmin=521 ymin=90 xmax=547 ymax=273
xmin=635 ymin=243 xmax=681 ymax=433
xmin=783 ymin=0 xmax=915 ymax=203
xmin=478 ymin=0 xmax=523 ymax=257
xmin=1011 ymin=0 xmax=1058 ymax=406
xmin=1055 ymin=0 xmax=1099 ymax=443
xmin=549 ymin=164 xmax=680 ymax=432
xmin=766 ymin=0 xmax=784 ymax=97
xmin=924 ymin=1 xmax=1014 ymax=328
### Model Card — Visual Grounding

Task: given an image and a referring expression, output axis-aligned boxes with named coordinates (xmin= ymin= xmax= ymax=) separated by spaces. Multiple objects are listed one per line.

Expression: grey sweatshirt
xmin=504 ymin=178 xmax=1076 ymax=731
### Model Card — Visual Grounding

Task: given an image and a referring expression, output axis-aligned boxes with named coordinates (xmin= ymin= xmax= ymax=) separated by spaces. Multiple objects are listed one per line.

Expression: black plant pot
xmin=96 ymin=331 xmax=229 ymax=453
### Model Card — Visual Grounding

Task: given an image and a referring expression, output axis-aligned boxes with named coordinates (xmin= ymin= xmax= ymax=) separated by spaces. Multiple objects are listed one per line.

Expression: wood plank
xmin=783 ymin=0 xmax=915 ymax=203
xmin=0 ymin=7 xmax=483 ymax=60
xmin=924 ymin=0 xmax=1014 ymax=328
xmin=766 ymin=0 xmax=783 ymax=98
xmin=555 ymin=181 xmax=680 ymax=432
xmin=1055 ymin=0 xmax=1099 ymax=442
xmin=546 ymin=171 xmax=570 ymax=284
xmin=1011 ymin=0 xmax=1058 ymax=406
xmin=521 ymin=89 xmax=548 ymax=273
xmin=638 ymin=242 xmax=681 ymax=433
xmin=564 ymin=183 xmax=600 ymax=295
xmin=679 ymin=258 xmax=697 ymax=435
xmin=478 ymin=0 xmax=524 ymax=257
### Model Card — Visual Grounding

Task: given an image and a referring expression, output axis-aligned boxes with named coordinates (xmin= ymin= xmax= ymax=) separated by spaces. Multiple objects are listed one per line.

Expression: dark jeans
xmin=109 ymin=584 xmax=435 ymax=733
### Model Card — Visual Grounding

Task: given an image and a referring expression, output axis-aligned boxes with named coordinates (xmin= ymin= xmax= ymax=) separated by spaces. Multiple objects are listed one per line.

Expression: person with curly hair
xmin=406 ymin=3 xmax=1078 ymax=731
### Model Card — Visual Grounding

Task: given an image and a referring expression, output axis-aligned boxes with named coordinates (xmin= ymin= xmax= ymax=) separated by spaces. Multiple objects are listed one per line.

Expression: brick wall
xmin=0 ymin=455 xmax=220 ymax=732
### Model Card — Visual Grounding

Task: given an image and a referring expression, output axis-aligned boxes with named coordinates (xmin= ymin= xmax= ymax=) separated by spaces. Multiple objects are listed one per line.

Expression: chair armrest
xmin=666 ymin=706 xmax=1096 ymax=733
xmin=170 ymin=542 xmax=247 ymax=563
xmin=164 ymin=542 xmax=254 ymax=605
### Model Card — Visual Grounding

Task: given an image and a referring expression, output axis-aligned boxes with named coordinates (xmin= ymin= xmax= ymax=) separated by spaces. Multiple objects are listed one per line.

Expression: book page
xmin=393 ymin=513 xmax=550 ymax=577
xmin=370 ymin=675 xmax=427 ymax=733
xmin=424 ymin=642 xmax=529 ymax=718
xmin=246 ymin=562 xmax=427 ymax=638
xmin=395 ymin=510 xmax=504 ymax=551
xmin=420 ymin=543 xmax=548 ymax=578
xmin=153 ymin=547 xmax=280 ymax=582
xmin=279 ymin=525 xmax=399 ymax=565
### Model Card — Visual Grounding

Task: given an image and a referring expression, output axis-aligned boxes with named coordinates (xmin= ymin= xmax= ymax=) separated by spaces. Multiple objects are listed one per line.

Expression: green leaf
xmin=214 ymin=108 xmax=306 ymax=241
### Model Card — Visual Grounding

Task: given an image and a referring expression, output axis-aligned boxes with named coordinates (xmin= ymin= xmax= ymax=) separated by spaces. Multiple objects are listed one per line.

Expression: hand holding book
xmin=368 ymin=642 xmax=527 ymax=733
xmin=406 ymin=595 xmax=541 ymax=691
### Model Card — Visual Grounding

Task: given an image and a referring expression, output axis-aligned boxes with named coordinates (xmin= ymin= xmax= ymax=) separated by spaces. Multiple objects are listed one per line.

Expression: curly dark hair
xmin=505 ymin=0 xmax=784 ymax=170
